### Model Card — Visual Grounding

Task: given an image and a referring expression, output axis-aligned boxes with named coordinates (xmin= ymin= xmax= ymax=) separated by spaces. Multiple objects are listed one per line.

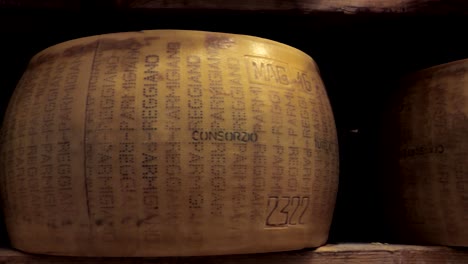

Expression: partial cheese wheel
xmin=0 ymin=30 xmax=339 ymax=256
xmin=382 ymin=59 xmax=467 ymax=246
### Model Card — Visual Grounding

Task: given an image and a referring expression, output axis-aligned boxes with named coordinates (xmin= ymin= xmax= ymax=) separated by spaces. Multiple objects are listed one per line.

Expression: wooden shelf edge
xmin=1 ymin=0 xmax=467 ymax=15
xmin=0 ymin=243 xmax=467 ymax=263
xmin=121 ymin=0 xmax=468 ymax=15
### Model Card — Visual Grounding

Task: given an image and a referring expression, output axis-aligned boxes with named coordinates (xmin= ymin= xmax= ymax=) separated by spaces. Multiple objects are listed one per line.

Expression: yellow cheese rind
xmin=383 ymin=59 xmax=468 ymax=246
xmin=0 ymin=30 xmax=339 ymax=256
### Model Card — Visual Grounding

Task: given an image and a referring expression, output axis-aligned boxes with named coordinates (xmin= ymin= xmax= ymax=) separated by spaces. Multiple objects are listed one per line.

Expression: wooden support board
xmin=0 ymin=244 xmax=467 ymax=263
xmin=121 ymin=0 xmax=468 ymax=14
xmin=1 ymin=0 xmax=467 ymax=14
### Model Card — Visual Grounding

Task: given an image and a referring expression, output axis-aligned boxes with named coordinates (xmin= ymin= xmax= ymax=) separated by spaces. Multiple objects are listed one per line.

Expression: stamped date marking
xmin=265 ymin=196 xmax=309 ymax=227
xmin=245 ymin=56 xmax=290 ymax=87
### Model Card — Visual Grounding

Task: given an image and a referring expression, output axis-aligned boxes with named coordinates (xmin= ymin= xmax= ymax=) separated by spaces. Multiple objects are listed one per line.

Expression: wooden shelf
xmin=0 ymin=244 xmax=467 ymax=263
xmin=1 ymin=0 xmax=467 ymax=14
xmin=120 ymin=0 xmax=468 ymax=14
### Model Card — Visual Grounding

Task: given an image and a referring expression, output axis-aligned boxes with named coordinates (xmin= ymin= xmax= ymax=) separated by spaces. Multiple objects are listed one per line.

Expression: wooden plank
xmin=119 ymin=0 xmax=468 ymax=14
xmin=0 ymin=244 xmax=467 ymax=263
xmin=1 ymin=0 xmax=467 ymax=14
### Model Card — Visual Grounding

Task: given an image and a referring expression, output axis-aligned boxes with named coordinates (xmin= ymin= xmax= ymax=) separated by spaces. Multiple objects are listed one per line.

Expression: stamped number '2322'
xmin=265 ymin=196 xmax=310 ymax=227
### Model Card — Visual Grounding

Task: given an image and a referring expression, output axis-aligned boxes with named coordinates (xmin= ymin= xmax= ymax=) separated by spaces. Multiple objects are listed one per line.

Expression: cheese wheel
xmin=0 ymin=30 xmax=339 ymax=256
xmin=382 ymin=59 xmax=467 ymax=246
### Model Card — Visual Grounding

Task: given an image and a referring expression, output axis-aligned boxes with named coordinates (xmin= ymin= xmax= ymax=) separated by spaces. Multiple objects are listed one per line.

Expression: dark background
xmin=0 ymin=1 xmax=467 ymax=247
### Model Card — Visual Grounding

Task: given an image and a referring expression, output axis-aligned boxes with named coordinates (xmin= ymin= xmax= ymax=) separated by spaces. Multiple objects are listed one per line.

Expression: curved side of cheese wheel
xmin=0 ymin=30 xmax=339 ymax=256
xmin=382 ymin=59 xmax=467 ymax=246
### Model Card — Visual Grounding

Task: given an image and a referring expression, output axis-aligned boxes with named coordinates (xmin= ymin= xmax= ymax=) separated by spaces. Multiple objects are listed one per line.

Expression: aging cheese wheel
xmin=382 ymin=59 xmax=467 ymax=246
xmin=0 ymin=30 xmax=339 ymax=256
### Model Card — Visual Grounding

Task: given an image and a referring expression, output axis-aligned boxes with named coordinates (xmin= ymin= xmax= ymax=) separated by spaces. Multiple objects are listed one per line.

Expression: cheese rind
xmin=0 ymin=30 xmax=339 ymax=256
xmin=383 ymin=59 xmax=467 ymax=246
